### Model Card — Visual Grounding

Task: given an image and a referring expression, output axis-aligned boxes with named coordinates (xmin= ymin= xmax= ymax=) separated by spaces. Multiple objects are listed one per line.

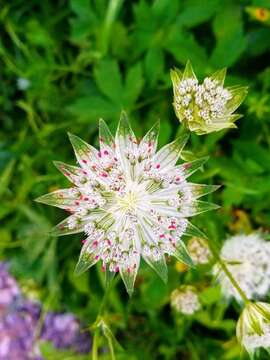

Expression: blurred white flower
xmin=36 ymin=112 xmax=219 ymax=295
xmin=237 ymin=301 xmax=270 ymax=354
xmin=187 ymin=237 xmax=211 ymax=265
xmin=171 ymin=61 xmax=247 ymax=135
xmin=17 ymin=78 xmax=30 ymax=91
xmin=171 ymin=286 xmax=201 ymax=315
xmin=214 ymin=233 xmax=270 ymax=302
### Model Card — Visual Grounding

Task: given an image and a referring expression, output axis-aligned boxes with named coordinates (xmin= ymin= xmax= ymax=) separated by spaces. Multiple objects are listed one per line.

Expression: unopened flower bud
xmin=237 ymin=302 xmax=270 ymax=354
xmin=171 ymin=61 xmax=248 ymax=135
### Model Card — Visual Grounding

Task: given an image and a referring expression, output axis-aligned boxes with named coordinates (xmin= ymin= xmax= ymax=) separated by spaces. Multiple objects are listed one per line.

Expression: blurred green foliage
xmin=1 ymin=0 xmax=270 ymax=359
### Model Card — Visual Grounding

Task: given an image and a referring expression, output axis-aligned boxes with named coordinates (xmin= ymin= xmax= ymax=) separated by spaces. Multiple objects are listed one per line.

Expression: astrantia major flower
xmin=36 ymin=112 xmax=219 ymax=295
xmin=171 ymin=286 xmax=201 ymax=315
xmin=187 ymin=236 xmax=211 ymax=265
xmin=213 ymin=233 xmax=270 ymax=302
xmin=237 ymin=302 xmax=270 ymax=355
xmin=170 ymin=61 xmax=248 ymax=135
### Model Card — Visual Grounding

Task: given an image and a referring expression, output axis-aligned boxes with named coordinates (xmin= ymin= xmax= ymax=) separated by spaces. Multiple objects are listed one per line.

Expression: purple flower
xmin=0 ymin=304 xmax=42 ymax=360
xmin=0 ymin=263 xmax=20 ymax=313
xmin=41 ymin=312 xmax=91 ymax=353
xmin=0 ymin=262 xmax=91 ymax=358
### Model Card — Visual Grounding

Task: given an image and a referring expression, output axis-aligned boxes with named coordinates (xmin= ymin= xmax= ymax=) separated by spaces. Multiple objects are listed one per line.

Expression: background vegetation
xmin=1 ymin=0 xmax=270 ymax=358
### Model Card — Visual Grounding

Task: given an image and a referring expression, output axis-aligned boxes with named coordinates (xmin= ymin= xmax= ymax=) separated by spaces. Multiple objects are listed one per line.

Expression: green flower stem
xmin=91 ymin=276 xmax=116 ymax=360
xmin=107 ymin=333 xmax=116 ymax=360
xmin=99 ymin=0 xmax=124 ymax=56
xmin=92 ymin=327 xmax=100 ymax=360
xmin=209 ymin=238 xmax=250 ymax=304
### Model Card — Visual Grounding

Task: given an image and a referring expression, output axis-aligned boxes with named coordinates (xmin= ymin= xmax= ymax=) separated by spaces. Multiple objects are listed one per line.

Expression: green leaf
xmin=94 ymin=59 xmax=123 ymax=104
xmin=67 ymin=95 xmax=120 ymax=122
xmin=199 ymin=286 xmax=221 ymax=305
xmin=39 ymin=340 xmax=89 ymax=359
xmin=165 ymin=27 xmax=207 ymax=70
xmin=246 ymin=28 xmax=270 ymax=56
xmin=123 ymin=62 xmax=144 ymax=107
xmin=0 ymin=159 xmax=15 ymax=198
xmin=68 ymin=261 xmax=90 ymax=294
xmin=177 ymin=0 xmax=221 ymax=28
xmin=211 ymin=4 xmax=247 ymax=67
xmin=140 ymin=275 xmax=168 ymax=309
xmin=69 ymin=0 xmax=97 ymax=44
xmin=25 ymin=19 xmax=54 ymax=47
xmin=145 ymin=48 xmax=164 ymax=88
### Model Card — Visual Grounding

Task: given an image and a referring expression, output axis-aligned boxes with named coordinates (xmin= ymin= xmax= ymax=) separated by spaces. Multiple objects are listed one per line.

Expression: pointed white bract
xmin=171 ymin=61 xmax=248 ymax=135
xmin=36 ymin=113 xmax=218 ymax=295
xmin=213 ymin=233 xmax=270 ymax=302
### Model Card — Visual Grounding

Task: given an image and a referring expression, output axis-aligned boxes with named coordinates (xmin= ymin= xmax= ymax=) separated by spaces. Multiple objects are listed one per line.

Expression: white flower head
xmin=187 ymin=236 xmax=211 ymax=265
xmin=36 ymin=112 xmax=219 ymax=295
xmin=171 ymin=286 xmax=201 ymax=315
xmin=237 ymin=302 xmax=270 ymax=354
xmin=213 ymin=233 xmax=270 ymax=302
xmin=170 ymin=61 xmax=248 ymax=135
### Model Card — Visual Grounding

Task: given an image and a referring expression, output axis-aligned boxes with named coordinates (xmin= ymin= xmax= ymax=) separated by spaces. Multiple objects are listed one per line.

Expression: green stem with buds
xmin=209 ymin=238 xmax=250 ymax=304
